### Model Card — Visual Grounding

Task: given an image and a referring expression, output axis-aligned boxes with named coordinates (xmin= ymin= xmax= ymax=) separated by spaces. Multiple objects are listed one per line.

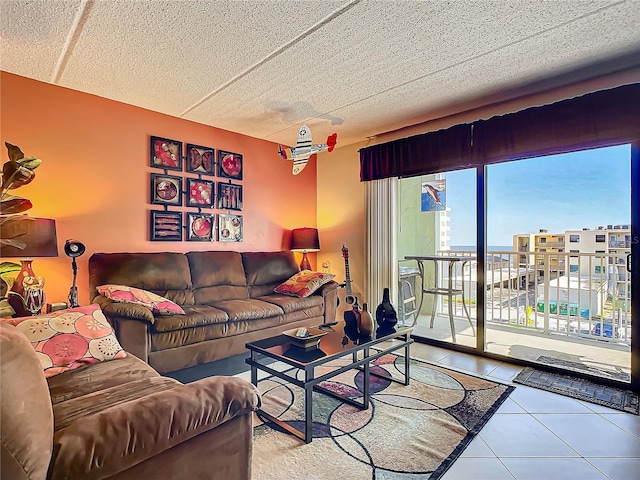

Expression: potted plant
xmin=0 ymin=142 xmax=42 ymax=316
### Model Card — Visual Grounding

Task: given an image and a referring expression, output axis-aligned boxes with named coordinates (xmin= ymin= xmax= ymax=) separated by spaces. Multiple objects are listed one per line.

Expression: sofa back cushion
xmin=187 ymin=251 xmax=249 ymax=304
xmin=0 ymin=322 xmax=54 ymax=480
xmin=89 ymin=253 xmax=194 ymax=305
xmin=242 ymin=251 xmax=300 ymax=298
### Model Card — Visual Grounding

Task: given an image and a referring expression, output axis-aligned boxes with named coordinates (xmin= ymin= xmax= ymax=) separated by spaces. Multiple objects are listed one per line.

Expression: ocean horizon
xmin=449 ymin=245 xmax=513 ymax=252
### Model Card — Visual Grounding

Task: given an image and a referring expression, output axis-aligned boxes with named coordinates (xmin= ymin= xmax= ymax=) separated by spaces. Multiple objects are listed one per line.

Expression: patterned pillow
xmin=97 ymin=284 xmax=185 ymax=315
xmin=2 ymin=304 xmax=126 ymax=378
xmin=274 ymin=270 xmax=335 ymax=298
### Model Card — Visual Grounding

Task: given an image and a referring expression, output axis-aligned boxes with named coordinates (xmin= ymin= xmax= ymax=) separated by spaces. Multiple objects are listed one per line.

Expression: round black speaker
xmin=64 ymin=239 xmax=86 ymax=258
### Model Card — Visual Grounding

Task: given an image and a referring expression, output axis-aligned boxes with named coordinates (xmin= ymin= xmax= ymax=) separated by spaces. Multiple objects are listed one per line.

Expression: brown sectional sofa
xmin=0 ymin=321 xmax=261 ymax=480
xmin=89 ymin=250 xmax=339 ymax=373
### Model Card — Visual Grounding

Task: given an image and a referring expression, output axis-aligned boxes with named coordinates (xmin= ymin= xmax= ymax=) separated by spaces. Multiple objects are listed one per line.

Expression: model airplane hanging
xmin=278 ymin=124 xmax=338 ymax=175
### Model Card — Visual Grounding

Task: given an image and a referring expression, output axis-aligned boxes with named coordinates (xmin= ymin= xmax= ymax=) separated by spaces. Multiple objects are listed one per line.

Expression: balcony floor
xmin=407 ymin=313 xmax=631 ymax=383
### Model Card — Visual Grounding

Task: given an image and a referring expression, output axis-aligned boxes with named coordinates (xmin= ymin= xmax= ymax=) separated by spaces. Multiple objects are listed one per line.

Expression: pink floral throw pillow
xmin=274 ymin=270 xmax=335 ymax=298
xmin=97 ymin=284 xmax=185 ymax=315
xmin=2 ymin=304 xmax=126 ymax=378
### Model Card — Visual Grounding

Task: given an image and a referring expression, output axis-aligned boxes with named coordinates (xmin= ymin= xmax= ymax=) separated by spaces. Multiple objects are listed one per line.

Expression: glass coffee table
xmin=245 ymin=321 xmax=413 ymax=443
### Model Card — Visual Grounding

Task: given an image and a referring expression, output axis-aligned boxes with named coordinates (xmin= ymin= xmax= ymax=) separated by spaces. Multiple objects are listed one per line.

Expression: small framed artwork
xmin=218 ymin=214 xmax=243 ymax=242
xmin=187 ymin=213 xmax=215 ymax=241
xmin=217 ymin=183 xmax=243 ymax=210
xmin=187 ymin=178 xmax=214 ymax=208
xmin=150 ymin=136 xmax=183 ymax=171
xmin=150 ymin=210 xmax=183 ymax=241
xmin=186 ymin=143 xmax=215 ymax=175
xmin=218 ymin=150 xmax=243 ymax=180
xmin=151 ymin=173 xmax=182 ymax=206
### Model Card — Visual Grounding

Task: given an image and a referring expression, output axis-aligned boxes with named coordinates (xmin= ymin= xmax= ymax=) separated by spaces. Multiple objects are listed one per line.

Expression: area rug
xmin=513 ymin=366 xmax=638 ymax=415
xmin=252 ymin=354 xmax=513 ymax=479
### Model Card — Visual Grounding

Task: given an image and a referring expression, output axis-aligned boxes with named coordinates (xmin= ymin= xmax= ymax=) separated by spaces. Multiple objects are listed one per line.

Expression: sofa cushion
xmin=0 ymin=322 xmax=54 ymax=480
xmin=89 ymin=252 xmax=195 ymax=305
xmin=3 ymin=304 xmax=127 ymax=378
xmin=187 ymin=251 xmax=249 ymax=303
xmin=52 ymin=376 xmax=181 ymax=431
xmin=97 ymin=284 xmax=185 ymax=315
xmin=274 ymin=270 xmax=336 ymax=298
xmin=242 ymin=251 xmax=299 ymax=297
xmin=211 ymin=298 xmax=284 ymax=322
xmin=48 ymin=354 xmax=159 ymax=405
xmin=150 ymin=312 xmax=321 ymax=351
xmin=152 ymin=305 xmax=229 ymax=333
xmin=257 ymin=293 xmax=324 ymax=314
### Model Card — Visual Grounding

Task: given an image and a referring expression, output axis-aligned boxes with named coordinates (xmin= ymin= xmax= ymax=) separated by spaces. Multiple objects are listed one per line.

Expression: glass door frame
xmin=410 ymin=142 xmax=638 ymax=392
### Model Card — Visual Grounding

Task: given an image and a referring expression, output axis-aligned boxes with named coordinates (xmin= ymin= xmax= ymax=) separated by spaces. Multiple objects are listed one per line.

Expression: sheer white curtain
xmin=365 ymin=177 xmax=398 ymax=312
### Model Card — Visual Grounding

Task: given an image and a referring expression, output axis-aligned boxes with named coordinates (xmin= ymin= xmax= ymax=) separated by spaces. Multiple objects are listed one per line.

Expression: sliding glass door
xmin=399 ymin=143 xmax=636 ymax=387
xmin=485 ymin=145 xmax=632 ymax=383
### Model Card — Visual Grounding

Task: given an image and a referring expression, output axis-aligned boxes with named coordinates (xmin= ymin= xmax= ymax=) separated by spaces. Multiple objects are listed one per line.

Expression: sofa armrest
xmin=50 ymin=376 xmax=260 ymax=480
xmin=316 ymin=280 xmax=339 ymax=323
xmin=314 ymin=279 xmax=339 ymax=296
xmin=95 ymin=295 xmax=155 ymax=324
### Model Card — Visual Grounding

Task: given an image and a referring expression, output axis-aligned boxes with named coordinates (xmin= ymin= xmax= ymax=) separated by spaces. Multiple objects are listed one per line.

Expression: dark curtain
xmin=360 ymin=83 xmax=640 ymax=180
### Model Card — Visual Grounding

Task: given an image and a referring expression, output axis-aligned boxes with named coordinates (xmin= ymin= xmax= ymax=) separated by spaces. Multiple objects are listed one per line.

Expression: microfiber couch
xmin=0 ymin=321 xmax=261 ymax=480
xmin=89 ymin=250 xmax=339 ymax=373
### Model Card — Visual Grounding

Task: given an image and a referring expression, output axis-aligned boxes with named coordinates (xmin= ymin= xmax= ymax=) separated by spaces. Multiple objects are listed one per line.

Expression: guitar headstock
xmin=342 ymin=244 xmax=349 ymax=259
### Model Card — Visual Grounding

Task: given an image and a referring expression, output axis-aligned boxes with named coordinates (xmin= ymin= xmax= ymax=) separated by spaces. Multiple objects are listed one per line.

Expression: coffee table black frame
xmin=245 ymin=322 xmax=413 ymax=443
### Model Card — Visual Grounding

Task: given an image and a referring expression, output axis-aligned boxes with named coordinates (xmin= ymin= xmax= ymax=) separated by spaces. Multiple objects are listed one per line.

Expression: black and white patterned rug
xmin=514 ymin=365 xmax=638 ymax=415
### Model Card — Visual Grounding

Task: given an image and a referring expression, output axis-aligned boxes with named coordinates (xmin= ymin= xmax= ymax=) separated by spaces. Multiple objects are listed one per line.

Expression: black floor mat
xmin=513 ymin=367 xmax=638 ymax=415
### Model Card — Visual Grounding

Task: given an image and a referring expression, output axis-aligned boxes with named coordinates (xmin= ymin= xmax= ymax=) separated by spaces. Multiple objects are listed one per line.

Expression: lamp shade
xmin=290 ymin=227 xmax=320 ymax=252
xmin=0 ymin=217 xmax=58 ymax=258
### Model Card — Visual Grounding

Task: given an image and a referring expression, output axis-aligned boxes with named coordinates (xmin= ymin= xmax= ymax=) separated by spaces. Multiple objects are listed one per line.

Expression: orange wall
xmin=317 ymin=140 xmax=366 ymax=315
xmin=0 ymin=72 xmax=318 ymax=306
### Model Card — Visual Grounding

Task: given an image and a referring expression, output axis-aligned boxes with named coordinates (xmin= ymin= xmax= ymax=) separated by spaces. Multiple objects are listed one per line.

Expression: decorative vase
xmin=343 ymin=299 xmax=360 ymax=344
xmin=358 ymin=302 xmax=374 ymax=342
xmin=375 ymin=287 xmax=398 ymax=337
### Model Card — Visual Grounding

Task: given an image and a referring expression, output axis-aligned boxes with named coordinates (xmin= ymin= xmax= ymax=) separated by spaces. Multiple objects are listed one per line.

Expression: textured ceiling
xmin=2 ymin=0 xmax=640 ymax=147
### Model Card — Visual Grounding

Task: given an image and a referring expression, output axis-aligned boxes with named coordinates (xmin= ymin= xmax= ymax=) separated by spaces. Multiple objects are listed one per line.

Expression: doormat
xmin=535 ymin=355 xmax=630 ymax=383
xmin=513 ymin=366 xmax=638 ymax=415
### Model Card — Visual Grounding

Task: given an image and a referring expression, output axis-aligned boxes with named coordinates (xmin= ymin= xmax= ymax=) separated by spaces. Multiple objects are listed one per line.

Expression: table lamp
xmin=1 ymin=217 xmax=58 ymax=316
xmin=290 ymin=227 xmax=320 ymax=271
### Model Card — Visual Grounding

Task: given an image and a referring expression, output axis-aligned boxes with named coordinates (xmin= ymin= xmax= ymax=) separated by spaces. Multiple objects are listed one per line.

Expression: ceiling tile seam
xmin=178 ymin=0 xmax=362 ymax=118
xmin=265 ymin=0 xmax=630 ymax=140
xmin=50 ymin=0 xmax=91 ymax=84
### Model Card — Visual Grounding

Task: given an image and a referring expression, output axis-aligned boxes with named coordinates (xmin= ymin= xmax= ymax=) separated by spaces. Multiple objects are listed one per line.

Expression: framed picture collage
xmin=149 ymin=135 xmax=244 ymax=242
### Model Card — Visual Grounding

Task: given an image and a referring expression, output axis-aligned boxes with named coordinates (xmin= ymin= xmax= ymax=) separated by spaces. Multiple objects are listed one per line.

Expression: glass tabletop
xmin=246 ymin=320 xmax=412 ymax=367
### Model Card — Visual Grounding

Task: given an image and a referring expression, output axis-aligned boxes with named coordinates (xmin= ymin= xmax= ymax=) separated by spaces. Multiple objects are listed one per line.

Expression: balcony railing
xmin=420 ymin=250 xmax=632 ymax=347
xmin=609 ymin=240 xmax=630 ymax=248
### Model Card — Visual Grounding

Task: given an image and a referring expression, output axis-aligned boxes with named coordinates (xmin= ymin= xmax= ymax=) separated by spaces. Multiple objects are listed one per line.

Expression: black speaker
xmin=64 ymin=240 xmax=86 ymax=258
xmin=64 ymin=239 xmax=85 ymax=308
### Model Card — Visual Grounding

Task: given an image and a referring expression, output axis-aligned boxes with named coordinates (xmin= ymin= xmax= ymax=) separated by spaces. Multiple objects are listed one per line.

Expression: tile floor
xmin=408 ymin=343 xmax=640 ymax=480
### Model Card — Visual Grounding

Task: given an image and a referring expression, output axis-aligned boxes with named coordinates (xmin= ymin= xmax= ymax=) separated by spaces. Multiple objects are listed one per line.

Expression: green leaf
xmin=1 ymin=160 xmax=35 ymax=190
xmin=0 ymin=261 xmax=21 ymax=275
xmin=0 ymin=196 xmax=32 ymax=214
xmin=17 ymin=156 xmax=42 ymax=170
xmin=5 ymin=142 xmax=24 ymax=162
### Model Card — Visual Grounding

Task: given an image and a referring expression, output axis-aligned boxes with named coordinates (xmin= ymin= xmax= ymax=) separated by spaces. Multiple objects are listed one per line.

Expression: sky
xmin=442 ymin=144 xmax=632 ymax=246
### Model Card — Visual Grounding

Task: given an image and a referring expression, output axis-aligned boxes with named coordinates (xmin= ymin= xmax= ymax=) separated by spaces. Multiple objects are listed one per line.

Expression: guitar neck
xmin=344 ymin=261 xmax=353 ymax=296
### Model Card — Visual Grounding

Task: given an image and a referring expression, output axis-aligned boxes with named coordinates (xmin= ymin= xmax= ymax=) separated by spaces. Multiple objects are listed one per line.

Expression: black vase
xmin=343 ymin=307 xmax=359 ymax=343
xmin=375 ymin=287 xmax=398 ymax=336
